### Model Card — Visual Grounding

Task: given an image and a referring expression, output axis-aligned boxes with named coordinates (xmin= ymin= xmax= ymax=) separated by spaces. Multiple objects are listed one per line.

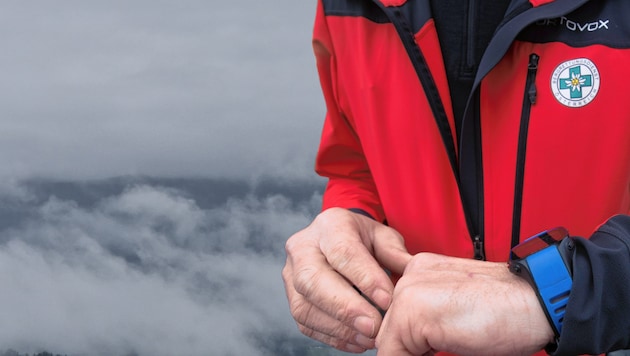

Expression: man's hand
xmin=282 ymin=208 xmax=412 ymax=353
xmin=376 ymin=253 xmax=555 ymax=356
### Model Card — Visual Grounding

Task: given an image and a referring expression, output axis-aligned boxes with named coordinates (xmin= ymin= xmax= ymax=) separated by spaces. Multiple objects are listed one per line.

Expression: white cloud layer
xmin=0 ymin=1 xmax=341 ymax=354
xmin=0 ymin=184 xmax=323 ymax=356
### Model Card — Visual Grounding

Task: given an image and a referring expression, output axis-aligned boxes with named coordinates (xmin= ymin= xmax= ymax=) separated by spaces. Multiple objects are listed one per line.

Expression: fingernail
xmin=353 ymin=316 xmax=375 ymax=337
xmin=355 ymin=333 xmax=376 ymax=349
xmin=373 ymin=289 xmax=392 ymax=309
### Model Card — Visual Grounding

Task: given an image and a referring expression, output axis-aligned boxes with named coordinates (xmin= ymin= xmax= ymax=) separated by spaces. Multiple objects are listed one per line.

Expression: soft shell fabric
xmin=311 ymin=0 xmax=630 ymax=354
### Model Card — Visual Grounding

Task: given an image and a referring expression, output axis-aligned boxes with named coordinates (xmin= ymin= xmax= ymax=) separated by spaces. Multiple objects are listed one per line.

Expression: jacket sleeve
xmin=553 ymin=214 xmax=630 ymax=355
xmin=311 ymin=0 xmax=385 ymax=222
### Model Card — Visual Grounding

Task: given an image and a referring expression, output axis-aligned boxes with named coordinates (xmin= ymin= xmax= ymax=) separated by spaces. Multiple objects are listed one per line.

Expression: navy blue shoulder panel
xmin=394 ymin=0 xmax=432 ymax=35
xmin=322 ymin=0 xmax=432 ymax=33
xmin=321 ymin=0 xmax=390 ymax=24
xmin=517 ymin=0 xmax=630 ymax=49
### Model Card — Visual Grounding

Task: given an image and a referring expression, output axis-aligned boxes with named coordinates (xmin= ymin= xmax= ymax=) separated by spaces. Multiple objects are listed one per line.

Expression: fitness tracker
xmin=508 ymin=227 xmax=573 ymax=338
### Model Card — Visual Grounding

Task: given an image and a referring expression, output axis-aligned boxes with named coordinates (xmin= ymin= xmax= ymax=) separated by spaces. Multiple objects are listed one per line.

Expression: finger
xmin=376 ymin=328 xmax=415 ymax=356
xmin=372 ymin=224 xmax=413 ymax=276
xmin=376 ymin=296 xmax=432 ymax=356
xmin=298 ymin=324 xmax=370 ymax=354
xmin=290 ymin=248 xmax=383 ymax=337
xmin=376 ymin=345 xmax=415 ymax=356
xmin=290 ymin=294 xmax=377 ymax=351
xmin=284 ymin=256 xmax=381 ymax=343
xmin=318 ymin=227 xmax=395 ymax=312
xmin=295 ymin=307 xmax=377 ymax=351
xmin=287 ymin=280 xmax=359 ymax=341
xmin=376 ymin=286 xmax=433 ymax=356
xmin=376 ymin=334 xmax=436 ymax=356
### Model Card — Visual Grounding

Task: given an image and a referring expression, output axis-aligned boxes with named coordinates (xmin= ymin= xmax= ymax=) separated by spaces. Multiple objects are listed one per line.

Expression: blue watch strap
xmin=526 ymin=245 xmax=572 ymax=336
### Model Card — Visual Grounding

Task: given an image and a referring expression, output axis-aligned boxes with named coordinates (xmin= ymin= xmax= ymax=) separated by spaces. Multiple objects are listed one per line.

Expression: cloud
xmin=0 ymin=182 xmax=325 ymax=356
xmin=0 ymin=0 xmax=323 ymax=181
xmin=0 ymin=1 xmax=338 ymax=353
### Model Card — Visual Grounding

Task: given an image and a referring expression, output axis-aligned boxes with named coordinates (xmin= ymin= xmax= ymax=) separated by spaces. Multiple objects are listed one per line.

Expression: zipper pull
xmin=473 ymin=235 xmax=485 ymax=260
xmin=528 ymin=54 xmax=539 ymax=104
xmin=528 ymin=82 xmax=537 ymax=104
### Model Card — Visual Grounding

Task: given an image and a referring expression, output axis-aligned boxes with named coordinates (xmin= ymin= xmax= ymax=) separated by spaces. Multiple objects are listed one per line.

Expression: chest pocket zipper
xmin=511 ymin=53 xmax=540 ymax=249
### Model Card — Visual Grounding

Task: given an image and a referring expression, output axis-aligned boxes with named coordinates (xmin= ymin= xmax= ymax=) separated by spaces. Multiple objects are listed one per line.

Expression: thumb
xmin=372 ymin=225 xmax=412 ymax=276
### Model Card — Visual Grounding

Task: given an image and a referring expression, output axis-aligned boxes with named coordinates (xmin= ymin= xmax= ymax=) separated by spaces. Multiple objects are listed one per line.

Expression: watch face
xmin=510 ymin=227 xmax=569 ymax=260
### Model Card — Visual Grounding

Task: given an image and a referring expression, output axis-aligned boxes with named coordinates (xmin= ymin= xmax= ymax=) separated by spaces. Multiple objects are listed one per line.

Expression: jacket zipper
xmin=373 ymin=3 xmax=481 ymax=253
xmin=371 ymin=1 xmax=585 ymax=260
xmin=465 ymin=0 xmax=477 ymax=74
xmin=473 ymin=234 xmax=485 ymax=260
xmin=511 ymin=53 xmax=539 ymax=248
xmin=463 ymin=90 xmax=485 ymax=260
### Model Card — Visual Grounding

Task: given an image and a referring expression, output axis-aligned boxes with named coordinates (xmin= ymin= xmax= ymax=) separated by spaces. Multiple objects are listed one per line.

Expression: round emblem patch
xmin=550 ymin=58 xmax=600 ymax=108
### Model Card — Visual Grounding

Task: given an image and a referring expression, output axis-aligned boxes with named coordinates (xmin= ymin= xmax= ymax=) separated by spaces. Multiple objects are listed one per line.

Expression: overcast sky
xmin=0 ymin=0 xmax=324 ymax=181
xmin=0 ymin=1 xmax=348 ymax=355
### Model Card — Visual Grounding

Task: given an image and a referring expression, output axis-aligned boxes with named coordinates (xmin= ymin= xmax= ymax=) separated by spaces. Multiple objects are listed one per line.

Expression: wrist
xmin=508 ymin=228 xmax=574 ymax=346
xmin=511 ymin=272 xmax=557 ymax=346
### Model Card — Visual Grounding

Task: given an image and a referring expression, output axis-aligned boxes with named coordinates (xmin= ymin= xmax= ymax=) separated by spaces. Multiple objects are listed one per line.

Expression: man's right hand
xmin=282 ymin=207 xmax=412 ymax=353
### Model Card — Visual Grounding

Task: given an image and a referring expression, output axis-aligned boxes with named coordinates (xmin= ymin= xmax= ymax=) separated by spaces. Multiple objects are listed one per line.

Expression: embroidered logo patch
xmin=551 ymin=58 xmax=600 ymax=107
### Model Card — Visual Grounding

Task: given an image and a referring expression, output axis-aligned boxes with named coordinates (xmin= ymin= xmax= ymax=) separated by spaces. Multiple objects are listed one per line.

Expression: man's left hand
xmin=376 ymin=253 xmax=555 ymax=356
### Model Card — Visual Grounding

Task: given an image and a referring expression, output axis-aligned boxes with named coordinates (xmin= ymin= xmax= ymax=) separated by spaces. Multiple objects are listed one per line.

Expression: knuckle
xmin=395 ymin=282 xmax=416 ymax=301
xmin=332 ymin=324 xmax=356 ymax=342
xmin=326 ymin=242 xmax=356 ymax=268
xmin=289 ymin=296 xmax=314 ymax=325
xmin=354 ymin=272 xmax=378 ymax=294
xmin=281 ymin=264 xmax=291 ymax=283
xmin=295 ymin=314 xmax=356 ymax=350
xmin=292 ymin=265 xmax=321 ymax=298
xmin=297 ymin=324 xmax=316 ymax=339
xmin=332 ymin=302 xmax=355 ymax=324
xmin=284 ymin=232 xmax=302 ymax=256
xmin=407 ymin=252 xmax=438 ymax=271
xmin=330 ymin=338 xmax=352 ymax=351
xmin=297 ymin=324 xmax=349 ymax=352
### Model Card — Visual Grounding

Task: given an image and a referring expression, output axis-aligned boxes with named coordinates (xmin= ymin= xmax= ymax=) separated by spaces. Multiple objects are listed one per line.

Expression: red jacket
xmin=313 ymin=0 xmax=630 ymax=262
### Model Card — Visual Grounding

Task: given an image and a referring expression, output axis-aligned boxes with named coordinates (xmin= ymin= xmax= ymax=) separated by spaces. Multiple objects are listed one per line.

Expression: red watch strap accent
xmin=511 ymin=227 xmax=569 ymax=259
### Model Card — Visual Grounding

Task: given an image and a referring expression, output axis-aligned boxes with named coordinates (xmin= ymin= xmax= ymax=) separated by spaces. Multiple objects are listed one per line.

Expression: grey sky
xmin=0 ymin=1 xmax=343 ymax=355
xmin=0 ymin=0 xmax=324 ymax=181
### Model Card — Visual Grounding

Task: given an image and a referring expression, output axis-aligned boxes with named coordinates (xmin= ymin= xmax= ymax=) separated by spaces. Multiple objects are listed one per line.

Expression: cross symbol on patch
xmin=558 ymin=65 xmax=593 ymax=99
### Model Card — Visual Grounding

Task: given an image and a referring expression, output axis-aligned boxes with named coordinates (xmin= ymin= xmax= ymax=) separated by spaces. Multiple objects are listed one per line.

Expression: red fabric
xmin=378 ymin=0 xmax=408 ymax=6
xmin=313 ymin=1 xmax=630 ymax=261
xmin=315 ymin=10 xmax=472 ymax=257
xmin=530 ymin=0 xmax=555 ymax=6
xmin=312 ymin=0 xmax=630 ymax=354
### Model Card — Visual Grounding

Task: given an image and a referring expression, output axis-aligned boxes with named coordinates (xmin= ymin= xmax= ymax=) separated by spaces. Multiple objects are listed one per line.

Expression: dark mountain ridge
xmin=0 ymin=176 xmax=326 ymax=231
